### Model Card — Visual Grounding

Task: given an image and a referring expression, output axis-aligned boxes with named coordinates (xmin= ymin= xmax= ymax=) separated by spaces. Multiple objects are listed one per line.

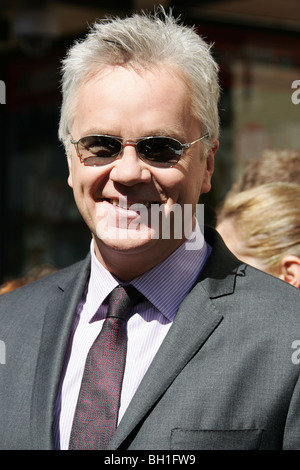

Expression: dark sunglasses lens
xmin=137 ymin=137 xmax=182 ymax=166
xmin=78 ymin=136 xmax=121 ymax=165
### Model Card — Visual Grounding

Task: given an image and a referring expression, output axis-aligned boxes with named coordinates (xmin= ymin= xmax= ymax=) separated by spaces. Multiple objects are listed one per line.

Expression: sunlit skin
xmin=67 ymin=65 xmax=218 ymax=281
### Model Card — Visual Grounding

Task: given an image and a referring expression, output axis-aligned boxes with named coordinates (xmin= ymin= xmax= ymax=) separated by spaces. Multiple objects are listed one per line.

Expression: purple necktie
xmin=69 ymin=285 xmax=143 ymax=450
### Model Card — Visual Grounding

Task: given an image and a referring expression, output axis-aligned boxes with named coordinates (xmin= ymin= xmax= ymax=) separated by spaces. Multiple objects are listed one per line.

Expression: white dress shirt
xmin=57 ymin=221 xmax=211 ymax=449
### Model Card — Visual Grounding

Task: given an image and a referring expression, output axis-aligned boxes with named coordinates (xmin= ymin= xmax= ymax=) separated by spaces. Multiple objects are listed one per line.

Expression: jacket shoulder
xmin=0 ymin=256 xmax=90 ymax=315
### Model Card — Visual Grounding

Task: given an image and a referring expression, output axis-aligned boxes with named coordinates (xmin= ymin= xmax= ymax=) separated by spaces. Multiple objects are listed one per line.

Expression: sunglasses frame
xmin=70 ymin=133 xmax=209 ymax=168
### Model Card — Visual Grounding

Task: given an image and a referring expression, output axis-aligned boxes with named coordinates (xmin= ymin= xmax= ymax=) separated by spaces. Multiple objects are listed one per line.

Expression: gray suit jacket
xmin=0 ymin=226 xmax=300 ymax=450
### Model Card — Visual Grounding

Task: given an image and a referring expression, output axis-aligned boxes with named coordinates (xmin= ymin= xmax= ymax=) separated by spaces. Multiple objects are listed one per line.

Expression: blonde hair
xmin=217 ymin=182 xmax=300 ymax=273
xmin=58 ymin=7 xmax=219 ymax=154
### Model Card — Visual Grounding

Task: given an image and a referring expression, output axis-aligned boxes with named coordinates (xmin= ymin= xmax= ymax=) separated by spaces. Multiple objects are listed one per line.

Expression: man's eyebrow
xmin=141 ymin=129 xmax=184 ymax=139
xmin=77 ymin=129 xmax=114 ymax=136
xmin=75 ymin=129 xmax=184 ymax=139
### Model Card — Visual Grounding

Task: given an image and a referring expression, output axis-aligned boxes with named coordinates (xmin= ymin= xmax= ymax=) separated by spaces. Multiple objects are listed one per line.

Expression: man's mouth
xmin=109 ymin=199 xmax=159 ymax=210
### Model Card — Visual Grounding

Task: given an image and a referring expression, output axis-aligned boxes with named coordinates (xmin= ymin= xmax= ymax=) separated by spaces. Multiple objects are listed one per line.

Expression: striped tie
xmin=69 ymin=285 xmax=143 ymax=450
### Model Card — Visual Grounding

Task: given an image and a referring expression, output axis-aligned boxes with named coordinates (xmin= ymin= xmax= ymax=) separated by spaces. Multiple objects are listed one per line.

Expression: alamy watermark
xmin=0 ymin=81 xmax=6 ymax=362
xmin=0 ymin=340 xmax=5 ymax=364
xmin=0 ymin=80 xmax=5 ymax=104
xmin=291 ymin=80 xmax=300 ymax=104
xmin=291 ymin=340 xmax=300 ymax=365
xmin=96 ymin=200 xmax=205 ymax=250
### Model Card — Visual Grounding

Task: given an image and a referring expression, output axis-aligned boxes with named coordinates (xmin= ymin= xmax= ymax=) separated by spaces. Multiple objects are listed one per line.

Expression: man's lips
xmin=103 ymin=198 xmax=160 ymax=209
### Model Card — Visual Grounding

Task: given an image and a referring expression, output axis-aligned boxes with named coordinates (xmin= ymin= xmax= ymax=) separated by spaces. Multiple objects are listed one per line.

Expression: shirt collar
xmin=132 ymin=221 xmax=211 ymax=321
xmin=87 ymin=221 xmax=211 ymax=322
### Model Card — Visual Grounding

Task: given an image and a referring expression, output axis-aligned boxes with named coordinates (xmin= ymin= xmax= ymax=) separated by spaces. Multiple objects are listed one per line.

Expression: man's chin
xmin=95 ymin=226 xmax=155 ymax=252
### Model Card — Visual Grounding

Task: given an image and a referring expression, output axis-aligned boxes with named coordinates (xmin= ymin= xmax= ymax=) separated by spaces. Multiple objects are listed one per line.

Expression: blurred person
xmin=0 ymin=264 xmax=57 ymax=294
xmin=228 ymin=148 xmax=300 ymax=197
xmin=216 ymin=182 xmax=300 ymax=288
xmin=0 ymin=278 xmax=26 ymax=294
xmin=0 ymin=8 xmax=299 ymax=451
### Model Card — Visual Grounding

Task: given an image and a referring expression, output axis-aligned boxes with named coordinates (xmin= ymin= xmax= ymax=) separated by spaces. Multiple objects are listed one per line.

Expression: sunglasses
xmin=70 ymin=133 xmax=209 ymax=168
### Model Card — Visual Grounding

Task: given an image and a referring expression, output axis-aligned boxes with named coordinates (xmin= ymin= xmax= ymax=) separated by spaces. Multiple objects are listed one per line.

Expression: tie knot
xmin=106 ymin=285 xmax=144 ymax=320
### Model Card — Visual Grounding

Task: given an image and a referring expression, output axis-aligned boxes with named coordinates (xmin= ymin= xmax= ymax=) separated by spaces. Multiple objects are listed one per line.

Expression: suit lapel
xmin=29 ymin=226 xmax=242 ymax=450
xmin=108 ymin=282 xmax=223 ymax=450
xmin=108 ymin=227 xmax=242 ymax=450
xmin=30 ymin=256 xmax=91 ymax=449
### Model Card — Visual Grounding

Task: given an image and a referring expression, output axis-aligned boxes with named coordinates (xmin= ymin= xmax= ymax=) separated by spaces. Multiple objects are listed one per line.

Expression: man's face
xmin=67 ymin=65 xmax=217 ymax=279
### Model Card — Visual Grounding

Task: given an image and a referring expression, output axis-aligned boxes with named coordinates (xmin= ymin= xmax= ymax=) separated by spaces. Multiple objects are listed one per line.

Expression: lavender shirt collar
xmin=87 ymin=221 xmax=211 ymax=323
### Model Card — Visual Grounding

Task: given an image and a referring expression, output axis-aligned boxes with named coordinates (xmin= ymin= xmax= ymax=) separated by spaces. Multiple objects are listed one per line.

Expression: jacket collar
xmin=198 ymin=225 xmax=245 ymax=298
xmin=30 ymin=256 xmax=91 ymax=449
xmin=30 ymin=226 xmax=242 ymax=449
xmin=108 ymin=226 xmax=243 ymax=449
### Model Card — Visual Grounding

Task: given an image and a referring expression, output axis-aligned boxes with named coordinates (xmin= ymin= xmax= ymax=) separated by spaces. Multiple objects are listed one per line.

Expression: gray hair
xmin=58 ymin=7 xmax=220 ymax=153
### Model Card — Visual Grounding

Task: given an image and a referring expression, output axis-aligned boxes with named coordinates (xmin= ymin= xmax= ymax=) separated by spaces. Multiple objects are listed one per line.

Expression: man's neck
xmin=92 ymin=236 xmax=186 ymax=282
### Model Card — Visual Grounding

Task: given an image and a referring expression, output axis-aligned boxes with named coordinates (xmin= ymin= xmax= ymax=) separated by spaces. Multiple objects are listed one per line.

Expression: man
xmin=0 ymin=9 xmax=300 ymax=450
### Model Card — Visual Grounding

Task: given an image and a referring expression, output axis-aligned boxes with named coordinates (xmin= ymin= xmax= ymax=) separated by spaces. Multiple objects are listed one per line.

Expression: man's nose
xmin=109 ymin=144 xmax=152 ymax=186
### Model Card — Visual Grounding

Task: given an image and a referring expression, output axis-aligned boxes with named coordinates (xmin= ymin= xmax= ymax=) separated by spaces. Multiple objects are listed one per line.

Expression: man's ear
xmin=278 ymin=255 xmax=300 ymax=288
xmin=66 ymin=154 xmax=73 ymax=188
xmin=200 ymin=139 xmax=218 ymax=194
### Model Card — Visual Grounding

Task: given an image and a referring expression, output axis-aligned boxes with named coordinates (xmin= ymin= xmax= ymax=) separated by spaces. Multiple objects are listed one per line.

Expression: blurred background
xmin=0 ymin=0 xmax=300 ymax=283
